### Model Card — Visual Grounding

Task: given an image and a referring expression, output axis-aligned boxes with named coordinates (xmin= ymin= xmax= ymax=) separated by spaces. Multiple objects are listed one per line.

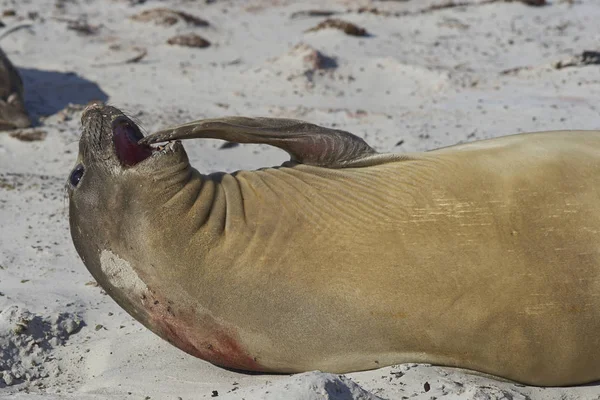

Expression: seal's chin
xmin=112 ymin=117 xmax=153 ymax=167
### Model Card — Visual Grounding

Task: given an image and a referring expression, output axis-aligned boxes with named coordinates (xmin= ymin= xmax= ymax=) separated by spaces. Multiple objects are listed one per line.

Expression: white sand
xmin=1 ymin=0 xmax=600 ymax=398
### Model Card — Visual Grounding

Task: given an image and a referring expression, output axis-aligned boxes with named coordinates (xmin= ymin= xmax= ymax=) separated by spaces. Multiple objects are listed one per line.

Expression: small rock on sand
xmin=167 ymin=33 xmax=211 ymax=48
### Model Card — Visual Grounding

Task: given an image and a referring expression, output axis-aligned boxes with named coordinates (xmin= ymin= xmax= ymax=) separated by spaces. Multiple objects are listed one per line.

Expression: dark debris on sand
xmin=130 ymin=8 xmax=210 ymax=27
xmin=305 ymin=19 xmax=368 ymax=37
xmin=9 ymin=129 xmax=47 ymax=142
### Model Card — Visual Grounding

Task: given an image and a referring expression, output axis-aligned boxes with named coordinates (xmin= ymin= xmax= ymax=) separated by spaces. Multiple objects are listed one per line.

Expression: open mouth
xmin=112 ymin=117 xmax=176 ymax=167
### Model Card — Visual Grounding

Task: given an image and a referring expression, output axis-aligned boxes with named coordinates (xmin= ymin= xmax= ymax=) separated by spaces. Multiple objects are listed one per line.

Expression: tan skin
xmin=69 ymin=103 xmax=600 ymax=386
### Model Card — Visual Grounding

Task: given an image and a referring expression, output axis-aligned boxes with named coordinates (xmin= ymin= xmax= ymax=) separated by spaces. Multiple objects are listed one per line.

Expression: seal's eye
xmin=70 ymin=164 xmax=84 ymax=187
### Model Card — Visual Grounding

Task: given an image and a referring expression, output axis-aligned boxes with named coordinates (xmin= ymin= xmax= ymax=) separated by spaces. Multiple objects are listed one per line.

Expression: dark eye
xmin=70 ymin=164 xmax=85 ymax=187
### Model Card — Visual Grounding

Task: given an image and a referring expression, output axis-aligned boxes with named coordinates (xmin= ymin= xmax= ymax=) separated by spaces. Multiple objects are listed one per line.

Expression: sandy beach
xmin=1 ymin=0 xmax=600 ymax=398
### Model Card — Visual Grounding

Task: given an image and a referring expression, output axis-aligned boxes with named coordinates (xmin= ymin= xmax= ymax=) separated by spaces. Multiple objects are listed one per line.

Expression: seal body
xmin=68 ymin=104 xmax=600 ymax=386
xmin=0 ymin=47 xmax=30 ymax=130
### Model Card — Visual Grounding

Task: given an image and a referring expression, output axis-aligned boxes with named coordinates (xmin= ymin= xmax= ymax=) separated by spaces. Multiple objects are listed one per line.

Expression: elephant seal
xmin=68 ymin=103 xmax=600 ymax=387
xmin=0 ymin=47 xmax=30 ymax=130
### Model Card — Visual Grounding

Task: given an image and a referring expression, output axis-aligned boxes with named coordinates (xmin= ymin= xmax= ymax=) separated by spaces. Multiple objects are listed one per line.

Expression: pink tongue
xmin=112 ymin=121 xmax=153 ymax=166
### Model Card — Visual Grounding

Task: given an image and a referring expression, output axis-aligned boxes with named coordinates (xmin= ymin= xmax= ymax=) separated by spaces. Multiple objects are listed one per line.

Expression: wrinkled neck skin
xmin=70 ymin=151 xmax=274 ymax=371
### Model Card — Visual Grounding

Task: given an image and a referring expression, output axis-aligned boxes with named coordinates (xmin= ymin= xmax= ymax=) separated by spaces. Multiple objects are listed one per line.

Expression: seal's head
xmin=73 ymin=102 xmax=187 ymax=172
xmin=67 ymin=103 xmax=190 ymax=290
xmin=0 ymin=47 xmax=31 ymax=130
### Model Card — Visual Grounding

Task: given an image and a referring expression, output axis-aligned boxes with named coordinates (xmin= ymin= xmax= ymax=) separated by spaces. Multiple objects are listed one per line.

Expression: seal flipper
xmin=139 ymin=117 xmax=378 ymax=168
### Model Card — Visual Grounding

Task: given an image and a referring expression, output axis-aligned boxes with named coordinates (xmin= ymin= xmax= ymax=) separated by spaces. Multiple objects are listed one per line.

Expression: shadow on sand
xmin=18 ymin=68 xmax=108 ymax=123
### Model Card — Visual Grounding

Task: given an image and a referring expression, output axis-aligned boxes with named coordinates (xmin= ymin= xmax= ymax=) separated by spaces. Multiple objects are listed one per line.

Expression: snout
xmin=12 ymin=113 xmax=31 ymax=129
xmin=0 ymin=103 xmax=31 ymax=130
xmin=81 ymin=102 xmax=119 ymax=129
xmin=81 ymin=103 xmax=154 ymax=167
xmin=81 ymin=101 xmax=104 ymax=120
